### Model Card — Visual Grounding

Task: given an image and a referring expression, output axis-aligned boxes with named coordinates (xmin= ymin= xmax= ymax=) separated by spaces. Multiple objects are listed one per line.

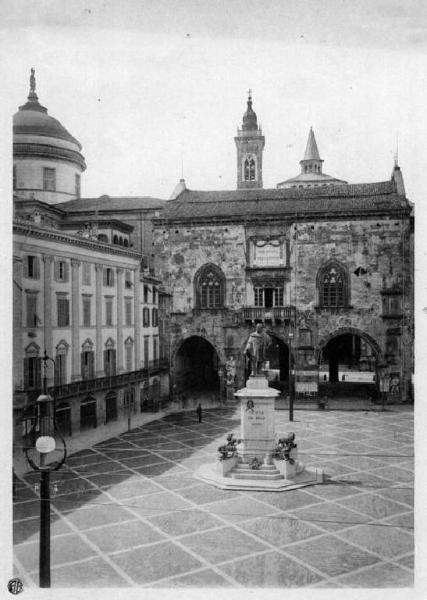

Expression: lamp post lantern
xmin=22 ymin=354 xmax=66 ymax=588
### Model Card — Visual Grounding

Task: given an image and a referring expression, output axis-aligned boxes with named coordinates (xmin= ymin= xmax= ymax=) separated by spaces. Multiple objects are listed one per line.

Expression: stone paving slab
xmin=13 ymin=405 xmax=414 ymax=589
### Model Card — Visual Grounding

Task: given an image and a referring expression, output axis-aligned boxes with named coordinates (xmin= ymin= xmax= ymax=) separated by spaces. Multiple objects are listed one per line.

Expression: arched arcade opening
xmin=319 ymin=331 xmax=379 ymax=398
xmin=174 ymin=336 xmax=220 ymax=403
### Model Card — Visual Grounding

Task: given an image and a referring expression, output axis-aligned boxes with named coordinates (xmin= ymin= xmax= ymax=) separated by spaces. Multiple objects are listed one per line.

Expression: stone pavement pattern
xmin=13 ymin=406 xmax=414 ymax=588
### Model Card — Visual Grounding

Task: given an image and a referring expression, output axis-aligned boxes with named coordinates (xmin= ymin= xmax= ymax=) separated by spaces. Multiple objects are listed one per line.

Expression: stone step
xmin=233 ymin=467 xmax=281 ymax=476
xmin=230 ymin=471 xmax=283 ymax=481
xmin=236 ymin=463 xmax=277 ymax=471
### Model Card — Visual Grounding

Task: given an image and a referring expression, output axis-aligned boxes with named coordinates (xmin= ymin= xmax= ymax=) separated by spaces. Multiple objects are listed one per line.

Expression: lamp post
xmin=42 ymin=349 xmax=56 ymax=396
xmin=22 ymin=392 xmax=66 ymax=587
xmin=288 ymin=331 xmax=294 ymax=422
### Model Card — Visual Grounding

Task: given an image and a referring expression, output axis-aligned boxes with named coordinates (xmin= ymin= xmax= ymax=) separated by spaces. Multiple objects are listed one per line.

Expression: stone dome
xmin=14 ymin=102 xmax=82 ymax=150
xmin=13 ymin=69 xmax=86 ymax=173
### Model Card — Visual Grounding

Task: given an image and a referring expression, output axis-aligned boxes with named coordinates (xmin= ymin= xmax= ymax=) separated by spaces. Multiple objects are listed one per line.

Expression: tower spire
xmin=300 ymin=127 xmax=323 ymax=175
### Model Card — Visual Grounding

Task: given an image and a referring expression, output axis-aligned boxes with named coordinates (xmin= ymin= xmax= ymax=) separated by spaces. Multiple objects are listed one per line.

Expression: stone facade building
xmin=154 ymin=94 xmax=414 ymax=403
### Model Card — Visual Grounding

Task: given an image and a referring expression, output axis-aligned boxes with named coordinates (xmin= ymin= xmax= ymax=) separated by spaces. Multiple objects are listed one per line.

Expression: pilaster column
xmin=42 ymin=255 xmax=54 ymax=385
xmin=71 ymin=259 xmax=81 ymax=381
xmin=134 ymin=266 xmax=141 ymax=368
xmin=116 ymin=268 xmax=124 ymax=372
xmin=95 ymin=264 xmax=103 ymax=376
xmin=13 ymin=256 xmax=24 ymax=392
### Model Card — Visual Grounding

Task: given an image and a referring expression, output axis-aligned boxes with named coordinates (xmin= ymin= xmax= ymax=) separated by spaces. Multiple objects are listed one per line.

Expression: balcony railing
xmin=48 ymin=359 xmax=169 ymax=399
xmin=242 ymin=306 xmax=296 ymax=322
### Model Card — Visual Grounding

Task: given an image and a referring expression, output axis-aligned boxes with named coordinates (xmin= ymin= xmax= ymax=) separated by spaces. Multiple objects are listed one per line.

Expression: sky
xmin=1 ymin=0 xmax=427 ymax=205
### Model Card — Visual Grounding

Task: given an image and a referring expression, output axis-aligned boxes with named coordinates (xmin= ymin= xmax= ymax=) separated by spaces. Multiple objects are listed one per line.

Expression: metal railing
xmin=47 ymin=359 xmax=169 ymax=399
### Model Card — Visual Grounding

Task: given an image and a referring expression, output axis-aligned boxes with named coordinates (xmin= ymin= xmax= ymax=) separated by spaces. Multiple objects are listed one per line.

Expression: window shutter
xmin=64 ymin=261 xmax=69 ymax=282
xmin=111 ymin=350 xmax=116 ymax=375
xmin=81 ymin=352 xmax=86 ymax=379
xmin=103 ymin=350 xmax=108 ymax=375
xmin=24 ymin=357 xmax=29 ymax=389
xmin=65 ymin=298 xmax=70 ymax=326
xmin=35 ymin=357 xmax=42 ymax=391
xmin=35 ymin=257 xmax=40 ymax=280
xmin=89 ymin=351 xmax=94 ymax=378
xmin=54 ymin=357 xmax=60 ymax=386
xmin=54 ymin=261 xmax=59 ymax=281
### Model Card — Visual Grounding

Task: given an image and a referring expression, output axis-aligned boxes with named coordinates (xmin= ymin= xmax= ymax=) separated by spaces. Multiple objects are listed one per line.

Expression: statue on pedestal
xmin=225 ymin=356 xmax=236 ymax=385
xmin=244 ymin=323 xmax=271 ymax=376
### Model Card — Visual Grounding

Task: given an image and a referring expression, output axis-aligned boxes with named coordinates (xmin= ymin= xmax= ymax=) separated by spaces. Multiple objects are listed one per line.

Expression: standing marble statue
xmin=244 ymin=323 xmax=271 ymax=376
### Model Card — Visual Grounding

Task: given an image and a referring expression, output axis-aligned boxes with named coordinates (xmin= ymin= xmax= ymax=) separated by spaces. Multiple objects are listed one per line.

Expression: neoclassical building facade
xmin=13 ymin=72 xmax=169 ymax=455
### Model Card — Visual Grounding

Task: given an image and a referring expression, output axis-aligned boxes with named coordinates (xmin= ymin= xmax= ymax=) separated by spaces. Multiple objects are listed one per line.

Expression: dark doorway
xmin=105 ymin=391 xmax=118 ymax=423
xmin=55 ymin=402 xmax=72 ymax=437
xmin=174 ymin=336 xmax=219 ymax=400
xmin=80 ymin=396 xmax=97 ymax=430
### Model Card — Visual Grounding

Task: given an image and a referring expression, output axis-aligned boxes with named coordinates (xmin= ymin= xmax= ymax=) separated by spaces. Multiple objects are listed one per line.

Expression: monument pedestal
xmin=194 ymin=374 xmax=323 ymax=491
xmin=235 ymin=375 xmax=278 ymax=463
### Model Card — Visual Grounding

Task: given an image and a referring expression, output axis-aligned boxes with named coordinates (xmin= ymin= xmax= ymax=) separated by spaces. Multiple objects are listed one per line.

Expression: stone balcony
xmin=47 ymin=359 xmax=169 ymax=400
xmin=242 ymin=306 xmax=296 ymax=324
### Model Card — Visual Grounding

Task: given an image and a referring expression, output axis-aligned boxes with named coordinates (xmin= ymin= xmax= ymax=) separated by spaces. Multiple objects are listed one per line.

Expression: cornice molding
xmin=14 ymin=142 xmax=86 ymax=171
xmin=13 ymin=222 xmax=144 ymax=260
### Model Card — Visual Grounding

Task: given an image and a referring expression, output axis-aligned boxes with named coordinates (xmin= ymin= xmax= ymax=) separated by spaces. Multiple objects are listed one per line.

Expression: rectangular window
xmin=27 ymin=256 xmax=40 ymax=279
xmin=105 ymin=298 xmax=113 ymax=326
xmin=153 ymin=336 xmax=158 ymax=361
xmin=83 ymin=297 xmax=91 ymax=326
xmin=104 ymin=349 xmax=116 ymax=376
xmin=82 ymin=263 xmax=91 ymax=285
xmin=144 ymin=285 xmax=149 ymax=303
xmin=55 ymin=354 xmax=67 ymax=385
xmin=26 ymin=294 xmax=39 ymax=327
xmin=125 ymin=270 xmax=132 ymax=288
xmin=144 ymin=336 xmax=150 ymax=367
xmin=254 ymin=288 xmax=264 ymax=307
xmin=57 ymin=296 xmax=70 ymax=327
xmin=254 ymin=286 xmax=283 ymax=307
xmin=26 ymin=356 xmax=41 ymax=389
xmin=43 ymin=167 xmax=56 ymax=191
xmin=75 ymin=173 xmax=81 ymax=198
xmin=152 ymin=307 xmax=158 ymax=327
xmin=103 ymin=268 xmax=114 ymax=287
xmin=54 ymin=260 xmax=69 ymax=282
xmin=125 ymin=345 xmax=133 ymax=371
xmin=152 ymin=287 xmax=157 ymax=304
xmin=125 ymin=298 xmax=132 ymax=326
xmin=81 ymin=350 xmax=94 ymax=380
xmin=143 ymin=307 xmax=150 ymax=327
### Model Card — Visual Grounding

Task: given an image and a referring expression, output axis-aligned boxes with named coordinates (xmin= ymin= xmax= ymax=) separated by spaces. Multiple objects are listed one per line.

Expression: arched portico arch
xmin=316 ymin=327 xmax=381 ymax=396
xmin=172 ymin=334 xmax=222 ymax=401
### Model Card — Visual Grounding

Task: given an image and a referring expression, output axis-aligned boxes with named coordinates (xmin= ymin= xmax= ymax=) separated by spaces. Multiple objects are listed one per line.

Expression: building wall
xmin=154 ymin=213 xmax=413 ymax=398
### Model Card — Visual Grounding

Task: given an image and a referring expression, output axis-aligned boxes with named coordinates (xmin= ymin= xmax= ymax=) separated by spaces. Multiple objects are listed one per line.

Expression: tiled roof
xmin=160 ymin=180 xmax=410 ymax=222
xmin=57 ymin=195 xmax=166 ymax=213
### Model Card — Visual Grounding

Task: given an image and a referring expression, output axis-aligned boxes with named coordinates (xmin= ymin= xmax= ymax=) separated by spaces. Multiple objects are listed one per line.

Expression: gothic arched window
xmin=244 ymin=156 xmax=256 ymax=181
xmin=317 ymin=261 xmax=349 ymax=308
xmin=194 ymin=264 xmax=225 ymax=309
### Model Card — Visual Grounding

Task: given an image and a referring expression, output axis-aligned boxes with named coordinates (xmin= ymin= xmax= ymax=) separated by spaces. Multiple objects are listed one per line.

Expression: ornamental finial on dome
xmin=28 ymin=68 xmax=38 ymax=101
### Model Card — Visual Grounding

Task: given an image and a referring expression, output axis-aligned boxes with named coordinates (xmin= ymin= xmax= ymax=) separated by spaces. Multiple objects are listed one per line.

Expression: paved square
xmin=13 ymin=405 xmax=414 ymax=588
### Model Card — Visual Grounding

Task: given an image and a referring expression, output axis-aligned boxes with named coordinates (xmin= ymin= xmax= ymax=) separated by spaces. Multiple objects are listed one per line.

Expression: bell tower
xmin=234 ymin=91 xmax=265 ymax=189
